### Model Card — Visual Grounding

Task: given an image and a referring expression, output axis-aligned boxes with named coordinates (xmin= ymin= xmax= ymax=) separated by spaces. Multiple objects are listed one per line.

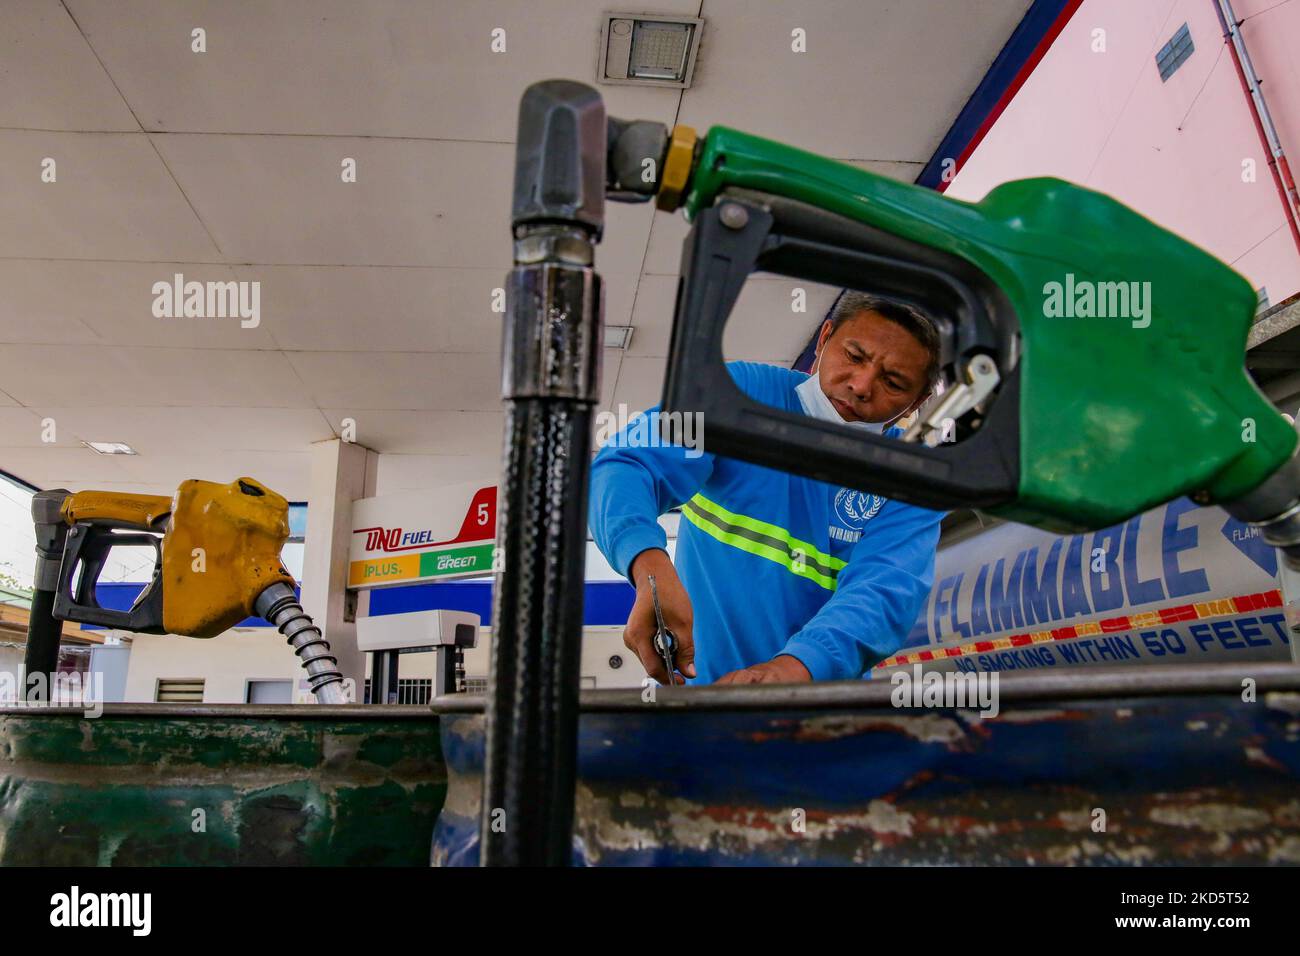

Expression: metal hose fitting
xmin=1224 ymin=454 xmax=1300 ymax=572
xmin=254 ymin=582 xmax=349 ymax=704
xmin=1256 ymin=502 xmax=1300 ymax=572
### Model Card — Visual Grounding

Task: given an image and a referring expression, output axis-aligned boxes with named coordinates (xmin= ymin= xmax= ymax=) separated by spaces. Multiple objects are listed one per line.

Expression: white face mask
xmin=795 ymin=366 xmax=885 ymax=434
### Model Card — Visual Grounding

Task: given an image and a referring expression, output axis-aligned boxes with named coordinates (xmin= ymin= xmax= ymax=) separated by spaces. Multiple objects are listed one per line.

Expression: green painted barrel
xmin=0 ymin=704 xmax=444 ymax=866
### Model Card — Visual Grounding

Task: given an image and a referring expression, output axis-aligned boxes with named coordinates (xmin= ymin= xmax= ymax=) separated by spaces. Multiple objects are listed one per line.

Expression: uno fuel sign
xmin=348 ymin=483 xmax=497 ymax=589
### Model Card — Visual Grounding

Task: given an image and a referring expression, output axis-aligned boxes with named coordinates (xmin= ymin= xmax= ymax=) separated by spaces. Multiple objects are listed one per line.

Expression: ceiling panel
xmin=153 ymin=133 xmax=660 ymax=275
xmin=22 ymin=405 xmax=334 ymax=454
xmin=64 ymin=0 xmax=695 ymax=139
xmin=376 ymin=453 xmax=503 ymax=493
xmin=1 ymin=445 xmax=147 ymax=488
xmin=111 ymin=448 xmax=313 ymax=500
xmin=610 ymin=355 xmax=670 ymax=415
xmin=624 ymin=274 xmax=679 ymax=358
xmin=282 ymin=349 xmax=503 ymax=411
xmin=219 ymin=266 xmax=638 ymax=354
xmin=724 ymin=279 xmax=839 ymax=363
xmin=318 ymin=409 xmax=506 ymax=456
xmin=0 ymin=408 xmax=45 ymax=446
xmin=0 ymin=0 xmax=138 ymax=132
xmin=0 ymin=344 xmax=310 ymax=407
xmin=680 ymin=0 xmax=1030 ymax=161
xmin=624 ymin=274 xmax=837 ymax=361
xmin=0 ymin=259 xmax=279 ymax=349
xmin=151 ymin=134 xmax=514 ymax=268
xmin=230 ymin=264 xmax=497 ymax=354
xmin=0 ymin=130 xmax=221 ymax=261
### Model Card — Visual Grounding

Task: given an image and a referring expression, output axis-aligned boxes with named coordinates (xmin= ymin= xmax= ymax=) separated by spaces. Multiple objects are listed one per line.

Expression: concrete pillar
xmin=300 ymin=439 xmax=379 ymax=696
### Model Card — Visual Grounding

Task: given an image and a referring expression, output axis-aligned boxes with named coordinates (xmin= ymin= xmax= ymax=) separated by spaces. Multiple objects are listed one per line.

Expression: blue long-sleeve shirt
xmin=589 ymin=361 xmax=944 ymax=682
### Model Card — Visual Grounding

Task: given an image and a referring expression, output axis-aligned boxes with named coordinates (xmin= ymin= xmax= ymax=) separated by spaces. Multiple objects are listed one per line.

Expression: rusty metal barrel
xmin=433 ymin=663 xmax=1300 ymax=865
xmin=0 ymin=704 xmax=443 ymax=866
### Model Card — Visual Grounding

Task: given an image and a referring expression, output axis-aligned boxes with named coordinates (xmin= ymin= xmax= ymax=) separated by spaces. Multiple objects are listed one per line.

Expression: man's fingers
xmin=715 ymin=660 xmax=808 ymax=685
xmin=623 ymin=625 xmax=670 ymax=685
xmin=673 ymin=627 xmax=697 ymax=679
xmin=716 ymin=668 xmax=757 ymax=685
xmin=642 ymin=651 xmax=670 ymax=685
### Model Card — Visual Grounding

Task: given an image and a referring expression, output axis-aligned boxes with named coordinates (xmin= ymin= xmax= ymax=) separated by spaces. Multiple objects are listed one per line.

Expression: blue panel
xmin=368 ymin=580 xmax=493 ymax=618
xmin=582 ymin=580 xmax=637 ymax=626
xmin=86 ymin=579 xmax=636 ymax=629
xmin=369 ymin=579 xmax=635 ymax=626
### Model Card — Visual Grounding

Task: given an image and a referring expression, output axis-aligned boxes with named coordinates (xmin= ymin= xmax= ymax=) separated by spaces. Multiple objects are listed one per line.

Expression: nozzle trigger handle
xmin=661 ymin=194 xmax=1021 ymax=512
xmin=52 ymin=524 xmax=166 ymax=633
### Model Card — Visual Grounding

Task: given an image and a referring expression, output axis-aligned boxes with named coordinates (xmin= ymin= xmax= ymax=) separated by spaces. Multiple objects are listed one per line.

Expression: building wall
xmin=122 ymin=622 xmax=647 ymax=703
xmin=948 ymin=0 xmax=1300 ymax=306
xmin=123 ymin=629 xmax=307 ymax=703
xmin=0 ymin=644 xmax=23 ymax=701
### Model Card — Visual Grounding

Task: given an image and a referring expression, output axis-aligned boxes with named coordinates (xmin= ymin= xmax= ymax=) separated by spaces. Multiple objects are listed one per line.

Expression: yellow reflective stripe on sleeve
xmin=680 ymin=494 xmax=844 ymax=591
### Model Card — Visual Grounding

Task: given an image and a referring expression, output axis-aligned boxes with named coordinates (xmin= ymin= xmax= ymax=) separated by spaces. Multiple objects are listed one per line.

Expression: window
xmin=245 ymin=679 xmax=292 ymax=704
xmin=1156 ymin=24 xmax=1194 ymax=82
xmin=156 ymin=678 xmax=205 ymax=702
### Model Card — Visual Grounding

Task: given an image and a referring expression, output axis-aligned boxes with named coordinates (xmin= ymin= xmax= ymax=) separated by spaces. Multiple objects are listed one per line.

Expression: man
xmin=589 ymin=291 xmax=945 ymax=685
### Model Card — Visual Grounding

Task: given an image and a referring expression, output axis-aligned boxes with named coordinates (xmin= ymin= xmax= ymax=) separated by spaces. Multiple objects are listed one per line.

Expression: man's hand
xmin=626 ymin=548 xmax=696 ymax=685
xmin=715 ymin=655 xmax=811 ymax=685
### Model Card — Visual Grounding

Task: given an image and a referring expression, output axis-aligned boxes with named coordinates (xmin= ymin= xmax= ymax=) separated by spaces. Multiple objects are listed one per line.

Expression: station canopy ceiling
xmin=0 ymin=0 xmax=1031 ymax=499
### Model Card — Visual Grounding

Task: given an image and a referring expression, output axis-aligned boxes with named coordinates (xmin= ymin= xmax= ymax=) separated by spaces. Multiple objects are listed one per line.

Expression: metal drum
xmin=433 ymin=665 xmax=1300 ymax=866
xmin=0 ymin=704 xmax=444 ymax=866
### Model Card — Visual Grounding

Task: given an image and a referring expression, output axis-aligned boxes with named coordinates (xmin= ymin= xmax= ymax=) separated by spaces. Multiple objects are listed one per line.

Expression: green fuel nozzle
xmin=603 ymin=115 xmax=1299 ymax=567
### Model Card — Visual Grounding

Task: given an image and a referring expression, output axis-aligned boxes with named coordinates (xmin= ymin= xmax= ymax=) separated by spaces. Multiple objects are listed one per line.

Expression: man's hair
xmin=826 ymin=291 xmax=941 ymax=388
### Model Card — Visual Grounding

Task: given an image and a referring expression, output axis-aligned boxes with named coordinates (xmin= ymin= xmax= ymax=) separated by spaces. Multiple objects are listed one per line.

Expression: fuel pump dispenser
xmin=356 ymin=609 xmax=481 ymax=703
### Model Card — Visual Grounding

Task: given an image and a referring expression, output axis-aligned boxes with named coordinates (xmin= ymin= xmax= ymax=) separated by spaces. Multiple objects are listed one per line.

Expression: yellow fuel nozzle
xmin=162 ymin=477 xmax=296 ymax=638
xmin=61 ymin=490 xmax=173 ymax=532
xmin=43 ymin=477 xmax=349 ymax=702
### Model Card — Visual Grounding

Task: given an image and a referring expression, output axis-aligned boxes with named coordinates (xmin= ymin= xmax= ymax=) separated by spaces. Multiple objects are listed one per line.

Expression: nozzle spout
xmin=254 ymin=582 xmax=350 ymax=704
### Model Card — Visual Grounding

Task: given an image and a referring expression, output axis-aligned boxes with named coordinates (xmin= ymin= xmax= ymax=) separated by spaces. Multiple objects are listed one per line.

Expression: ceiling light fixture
xmin=605 ymin=325 xmax=635 ymax=350
xmin=82 ymin=441 xmax=138 ymax=455
xmin=599 ymin=14 xmax=703 ymax=89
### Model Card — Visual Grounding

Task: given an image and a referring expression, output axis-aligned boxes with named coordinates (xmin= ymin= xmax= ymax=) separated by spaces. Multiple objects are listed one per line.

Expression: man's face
xmin=813 ymin=310 xmax=931 ymax=425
